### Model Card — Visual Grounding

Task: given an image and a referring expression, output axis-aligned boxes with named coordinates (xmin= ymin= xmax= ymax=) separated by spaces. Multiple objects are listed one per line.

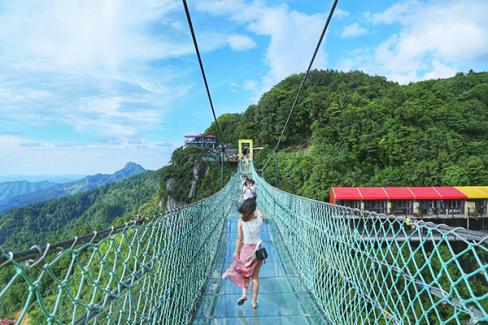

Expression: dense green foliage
xmin=205 ymin=70 xmax=488 ymax=200
xmin=0 ymin=170 xmax=159 ymax=251
xmin=158 ymin=146 xmax=235 ymax=207
xmin=0 ymin=69 xmax=486 ymax=322
xmin=0 ymin=172 xmax=237 ymax=324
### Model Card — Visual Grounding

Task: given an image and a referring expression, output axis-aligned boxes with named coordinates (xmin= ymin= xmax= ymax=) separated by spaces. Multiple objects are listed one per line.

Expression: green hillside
xmin=1 ymin=69 xmax=486 ymax=259
xmin=0 ymin=69 xmax=486 ymax=324
xmin=0 ymin=170 xmax=160 ymax=251
xmin=206 ymin=70 xmax=488 ymax=200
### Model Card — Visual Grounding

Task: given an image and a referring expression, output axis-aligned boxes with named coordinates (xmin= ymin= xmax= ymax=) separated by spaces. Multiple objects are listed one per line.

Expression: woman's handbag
xmin=255 ymin=247 xmax=268 ymax=261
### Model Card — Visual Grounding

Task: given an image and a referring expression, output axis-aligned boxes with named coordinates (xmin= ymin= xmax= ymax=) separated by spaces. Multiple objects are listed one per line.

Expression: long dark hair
xmin=238 ymin=198 xmax=256 ymax=222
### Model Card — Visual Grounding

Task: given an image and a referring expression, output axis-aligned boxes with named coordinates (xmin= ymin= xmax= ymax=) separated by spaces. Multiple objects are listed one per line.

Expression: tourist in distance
xmin=242 ymin=147 xmax=248 ymax=161
xmin=241 ymin=147 xmax=250 ymax=172
xmin=222 ymin=198 xmax=265 ymax=308
xmin=239 ymin=176 xmax=249 ymax=204
xmin=242 ymin=178 xmax=257 ymax=200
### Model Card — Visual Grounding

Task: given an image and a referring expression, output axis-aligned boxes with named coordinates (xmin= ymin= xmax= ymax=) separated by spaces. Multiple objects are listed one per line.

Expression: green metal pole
xmin=220 ymin=147 xmax=224 ymax=188
xmin=274 ymin=152 xmax=279 ymax=187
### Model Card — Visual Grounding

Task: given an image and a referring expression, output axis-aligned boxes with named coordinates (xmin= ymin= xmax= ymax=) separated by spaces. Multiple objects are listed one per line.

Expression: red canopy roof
xmin=408 ymin=187 xmax=439 ymax=200
xmin=331 ymin=186 xmax=468 ymax=203
xmin=435 ymin=187 xmax=468 ymax=199
xmin=360 ymin=187 xmax=388 ymax=200
xmin=384 ymin=187 xmax=413 ymax=199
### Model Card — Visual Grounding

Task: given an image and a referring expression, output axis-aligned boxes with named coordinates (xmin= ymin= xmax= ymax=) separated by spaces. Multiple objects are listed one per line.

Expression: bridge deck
xmin=193 ymin=215 xmax=327 ymax=324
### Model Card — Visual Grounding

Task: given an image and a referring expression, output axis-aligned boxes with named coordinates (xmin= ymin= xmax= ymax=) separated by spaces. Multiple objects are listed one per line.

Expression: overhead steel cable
xmin=182 ymin=0 xmax=229 ymax=162
xmin=259 ymin=0 xmax=339 ymax=172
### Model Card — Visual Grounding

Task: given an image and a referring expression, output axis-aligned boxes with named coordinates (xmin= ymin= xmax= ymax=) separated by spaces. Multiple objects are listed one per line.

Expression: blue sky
xmin=0 ymin=0 xmax=487 ymax=176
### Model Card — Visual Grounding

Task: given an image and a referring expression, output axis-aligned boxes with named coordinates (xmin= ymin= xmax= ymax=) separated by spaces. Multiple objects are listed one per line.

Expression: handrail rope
xmin=0 ymin=172 xmax=238 ymax=265
xmin=253 ymin=164 xmax=487 ymax=322
xmin=76 ymin=198 xmax=234 ymax=325
xmin=259 ymin=0 xmax=339 ymax=172
xmin=262 ymin=183 xmax=402 ymax=323
xmin=0 ymin=172 xmax=240 ymax=324
xmin=182 ymin=0 xmax=229 ymax=162
xmin=253 ymin=162 xmax=488 ymax=245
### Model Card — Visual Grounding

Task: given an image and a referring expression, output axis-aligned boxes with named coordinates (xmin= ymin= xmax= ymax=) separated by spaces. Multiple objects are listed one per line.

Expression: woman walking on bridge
xmin=222 ymin=198 xmax=265 ymax=308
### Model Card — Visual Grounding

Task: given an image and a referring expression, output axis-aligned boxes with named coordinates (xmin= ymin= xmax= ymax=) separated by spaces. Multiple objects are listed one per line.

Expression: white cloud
xmin=340 ymin=23 xmax=367 ymax=38
xmin=342 ymin=0 xmax=488 ymax=83
xmin=227 ymin=34 xmax=257 ymax=51
xmin=0 ymin=135 xmax=175 ymax=174
xmin=243 ymin=80 xmax=259 ymax=92
xmin=196 ymin=0 xmax=328 ymax=95
xmin=369 ymin=0 xmax=420 ymax=25
xmin=0 ymin=0 xmax=187 ymax=73
xmin=334 ymin=8 xmax=350 ymax=19
xmin=423 ymin=60 xmax=458 ymax=80
xmin=0 ymin=0 xmax=195 ymax=144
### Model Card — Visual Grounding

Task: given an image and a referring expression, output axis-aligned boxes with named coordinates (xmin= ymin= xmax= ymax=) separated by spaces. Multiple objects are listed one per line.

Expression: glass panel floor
xmin=193 ymin=214 xmax=328 ymax=324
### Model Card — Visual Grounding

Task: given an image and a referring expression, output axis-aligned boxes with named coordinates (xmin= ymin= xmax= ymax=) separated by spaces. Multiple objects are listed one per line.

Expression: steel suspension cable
xmin=182 ymin=0 xmax=229 ymax=162
xmin=260 ymin=0 xmax=339 ymax=172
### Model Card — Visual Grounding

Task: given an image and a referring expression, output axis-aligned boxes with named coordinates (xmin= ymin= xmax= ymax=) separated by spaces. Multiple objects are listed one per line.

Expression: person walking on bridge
xmin=242 ymin=178 xmax=256 ymax=201
xmin=222 ymin=198 xmax=265 ymax=308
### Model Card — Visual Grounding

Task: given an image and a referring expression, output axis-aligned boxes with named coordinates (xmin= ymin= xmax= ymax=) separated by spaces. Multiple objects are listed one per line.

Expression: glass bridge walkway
xmin=193 ymin=213 xmax=328 ymax=324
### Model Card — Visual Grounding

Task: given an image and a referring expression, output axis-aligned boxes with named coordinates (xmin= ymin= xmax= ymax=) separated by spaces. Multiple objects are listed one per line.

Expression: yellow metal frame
xmin=238 ymin=139 xmax=253 ymax=160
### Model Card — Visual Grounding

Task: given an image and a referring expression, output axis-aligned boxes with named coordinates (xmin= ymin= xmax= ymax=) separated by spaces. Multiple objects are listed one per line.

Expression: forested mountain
xmin=0 ymin=180 xmax=56 ymax=202
xmin=1 ymin=70 xmax=485 ymax=323
xmin=0 ymin=162 xmax=146 ymax=214
xmin=1 ymin=70 xmax=486 ymax=256
xmin=205 ymin=70 xmax=488 ymax=200
xmin=0 ymin=169 xmax=159 ymax=251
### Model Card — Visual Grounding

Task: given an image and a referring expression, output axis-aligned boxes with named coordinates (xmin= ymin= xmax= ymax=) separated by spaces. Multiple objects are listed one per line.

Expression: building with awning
xmin=184 ymin=134 xmax=217 ymax=148
xmin=330 ymin=186 xmax=487 ymax=217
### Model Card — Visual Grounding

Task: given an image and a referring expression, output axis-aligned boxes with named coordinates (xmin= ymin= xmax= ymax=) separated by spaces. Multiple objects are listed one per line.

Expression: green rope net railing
xmin=0 ymin=173 xmax=238 ymax=324
xmin=1 ymin=159 xmax=487 ymax=324
xmin=251 ymin=165 xmax=487 ymax=324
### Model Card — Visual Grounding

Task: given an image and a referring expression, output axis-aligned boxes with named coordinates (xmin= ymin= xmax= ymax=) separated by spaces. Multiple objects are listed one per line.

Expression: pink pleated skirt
xmin=222 ymin=243 xmax=260 ymax=289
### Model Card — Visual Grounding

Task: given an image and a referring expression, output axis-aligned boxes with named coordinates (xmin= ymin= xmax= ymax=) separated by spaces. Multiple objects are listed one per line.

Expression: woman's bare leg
xmin=242 ymin=286 xmax=247 ymax=298
xmin=237 ymin=286 xmax=248 ymax=305
xmin=251 ymin=263 xmax=261 ymax=306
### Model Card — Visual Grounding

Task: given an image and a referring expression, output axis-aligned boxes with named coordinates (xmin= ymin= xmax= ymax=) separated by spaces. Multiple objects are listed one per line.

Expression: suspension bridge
xmin=0 ymin=162 xmax=486 ymax=324
xmin=0 ymin=0 xmax=486 ymax=323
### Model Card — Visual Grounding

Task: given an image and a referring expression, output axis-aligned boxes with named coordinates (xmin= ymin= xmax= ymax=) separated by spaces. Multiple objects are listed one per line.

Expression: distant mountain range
xmin=0 ymin=162 xmax=146 ymax=214
xmin=0 ymin=168 xmax=159 ymax=251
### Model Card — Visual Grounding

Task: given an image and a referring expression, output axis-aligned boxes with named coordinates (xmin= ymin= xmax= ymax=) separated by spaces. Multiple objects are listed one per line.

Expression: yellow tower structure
xmin=238 ymin=139 xmax=253 ymax=160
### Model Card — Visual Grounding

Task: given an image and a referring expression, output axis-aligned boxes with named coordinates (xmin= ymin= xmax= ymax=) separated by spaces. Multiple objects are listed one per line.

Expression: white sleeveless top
xmin=242 ymin=217 xmax=263 ymax=244
xmin=242 ymin=187 xmax=254 ymax=200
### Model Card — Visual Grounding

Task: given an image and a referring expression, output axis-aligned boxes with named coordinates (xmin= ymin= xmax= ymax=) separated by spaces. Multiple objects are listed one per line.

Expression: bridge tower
xmin=238 ymin=139 xmax=253 ymax=160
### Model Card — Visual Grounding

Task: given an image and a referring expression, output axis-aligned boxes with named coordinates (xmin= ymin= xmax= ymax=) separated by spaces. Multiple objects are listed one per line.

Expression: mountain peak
xmin=123 ymin=162 xmax=146 ymax=171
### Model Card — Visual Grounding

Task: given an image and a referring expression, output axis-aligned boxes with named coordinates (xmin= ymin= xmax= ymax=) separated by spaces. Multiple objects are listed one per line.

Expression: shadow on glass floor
xmin=192 ymin=213 xmax=328 ymax=324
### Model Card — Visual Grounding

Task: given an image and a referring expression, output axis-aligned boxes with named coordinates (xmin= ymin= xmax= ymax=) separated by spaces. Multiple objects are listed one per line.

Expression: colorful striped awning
xmin=329 ymin=186 xmax=488 ymax=204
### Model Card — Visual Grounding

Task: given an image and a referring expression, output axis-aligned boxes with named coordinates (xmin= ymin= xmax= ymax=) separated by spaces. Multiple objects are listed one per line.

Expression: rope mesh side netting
xmin=250 ymin=164 xmax=487 ymax=324
xmin=0 ymin=173 xmax=238 ymax=324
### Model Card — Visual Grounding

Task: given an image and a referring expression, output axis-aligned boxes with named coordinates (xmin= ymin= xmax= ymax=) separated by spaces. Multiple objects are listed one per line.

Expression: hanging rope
xmin=0 ymin=174 xmax=240 ymax=324
xmin=182 ymin=0 xmax=229 ymax=162
xmin=260 ymin=0 xmax=339 ymax=172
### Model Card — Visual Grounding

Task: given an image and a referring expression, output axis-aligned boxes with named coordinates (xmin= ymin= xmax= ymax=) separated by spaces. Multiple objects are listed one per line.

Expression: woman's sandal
xmin=237 ymin=296 xmax=247 ymax=305
xmin=251 ymin=302 xmax=258 ymax=309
